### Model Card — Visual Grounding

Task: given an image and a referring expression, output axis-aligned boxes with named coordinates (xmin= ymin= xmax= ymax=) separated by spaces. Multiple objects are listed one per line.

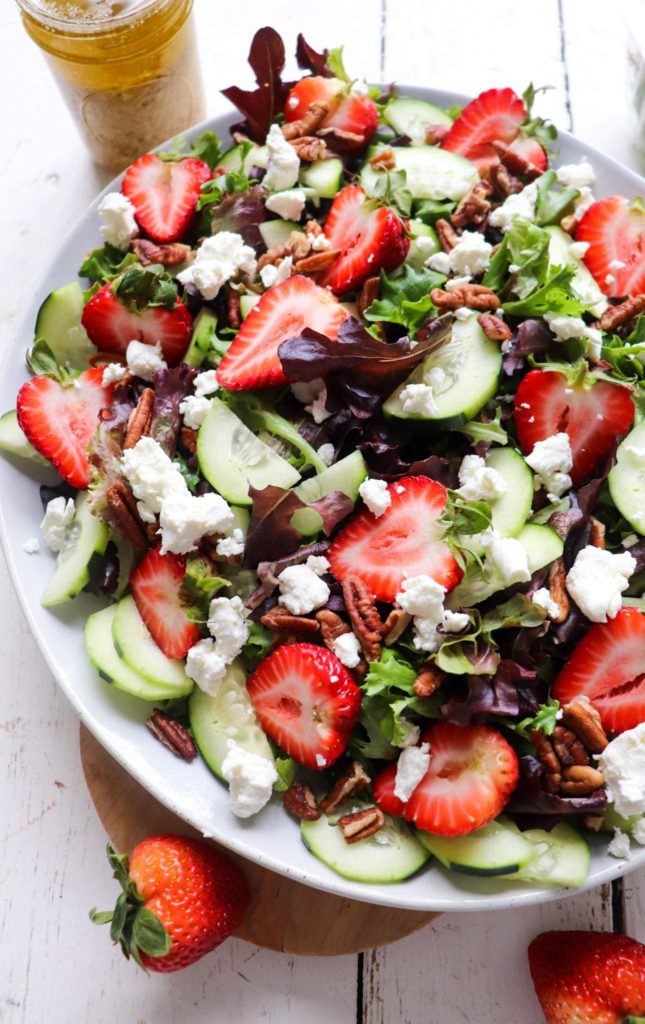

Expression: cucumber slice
xmin=239 ymin=293 xmax=261 ymax=320
xmin=417 ymin=817 xmax=537 ymax=877
xmin=259 ymin=219 xmax=305 ymax=250
xmin=292 ymin=451 xmax=368 ymax=535
xmin=189 ymin=662 xmax=274 ymax=781
xmin=85 ymin=605 xmax=191 ymax=701
xmin=545 ymin=226 xmax=607 ymax=317
xmin=301 ymin=800 xmax=430 ymax=883
xmin=486 ymin=448 xmax=534 ymax=538
xmin=183 ymin=308 xmax=218 ymax=368
xmin=41 ymin=491 xmax=109 ymax=607
xmin=0 ymin=410 xmax=49 ymax=465
xmin=608 ymin=421 xmax=645 ymax=535
xmin=406 ymin=218 xmax=440 ymax=269
xmin=360 ymin=145 xmax=478 ymax=202
xmin=383 ymin=314 xmax=501 ymax=426
xmin=299 ymin=157 xmax=344 ymax=198
xmin=383 ymin=97 xmax=452 ymax=142
xmin=218 ymin=142 xmax=268 ymax=175
xmin=512 ymin=821 xmax=590 ymax=888
xmin=112 ymin=595 xmax=193 ymax=692
xmin=34 ymin=282 xmax=96 ymax=369
xmin=197 ymin=398 xmax=301 ymax=506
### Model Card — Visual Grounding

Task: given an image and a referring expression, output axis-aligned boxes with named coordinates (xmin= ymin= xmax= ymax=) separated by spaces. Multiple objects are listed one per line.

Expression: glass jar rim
xmin=15 ymin=0 xmax=172 ymax=30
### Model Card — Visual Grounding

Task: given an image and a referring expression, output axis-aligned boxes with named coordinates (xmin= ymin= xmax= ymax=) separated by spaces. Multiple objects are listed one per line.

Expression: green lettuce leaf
xmin=79 ymin=243 xmax=138 ymax=284
xmin=180 ymin=557 xmax=230 ymax=623
xmin=364 ymin=264 xmax=445 ymax=333
xmin=502 ymin=265 xmax=586 ymax=317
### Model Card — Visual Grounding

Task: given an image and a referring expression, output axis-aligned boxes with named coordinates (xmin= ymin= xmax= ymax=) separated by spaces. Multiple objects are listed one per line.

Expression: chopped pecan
xmin=413 ymin=663 xmax=445 ymax=698
xmin=107 ymin=480 xmax=148 ymax=550
xmin=261 ymin=605 xmax=320 ymax=641
xmin=477 ymin=313 xmax=512 ymax=341
xmin=283 ymin=780 xmax=321 ymax=820
xmin=288 ymin=231 xmax=313 ymax=260
xmin=451 ymin=179 xmax=493 ymax=230
xmin=381 ymin=608 xmax=412 ymax=646
xmin=227 ymin=288 xmax=242 ymax=330
xmin=435 ymin=217 xmax=459 ymax=252
xmin=318 ymin=125 xmax=364 ymax=151
xmin=356 ymin=275 xmax=380 ymax=318
xmin=304 ymin=219 xmax=323 ymax=238
xmin=489 ymin=162 xmax=523 ymax=197
xmin=321 ymin=761 xmax=371 ymax=814
xmin=531 ymin=729 xmax=561 ymax=793
xmin=597 ymin=294 xmax=645 ymax=333
xmin=369 ymin=148 xmax=396 ymax=171
xmin=293 ymin=249 xmax=341 ymax=274
xmin=424 ymin=123 xmax=449 ymax=145
xmin=289 ymin=136 xmax=329 ymax=161
xmin=124 ymin=387 xmax=154 ymax=449
xmin=431 ymin=283 xmax=500 ymax=312
xmin=146 ymin=710 xmax=197 ymax=761
xmin=552 ymin=725 xmax=589 ymax=768
xmin=559 ymin=764 xmax=605 ymax=796
xmin=493 ymin=139 xmax=542 ymax=180
xmin=180 ymin=425 xmax=197 ymax=454
xmin=337 ymin=805 xmax=385 ymax=844
xmin=547 ymin=557 xmax=570 ymax=624
xmin=590 ymin=517 xmax=606 ymax=549
xmin=282 ymin=101 xmax=329 ymax=140
xmin=316 ymin=608 xmax=351 ymax=647
xmin=561 ymin=699 xmax=608 ymax=754
xmin=88 ymin=352 xmax=129 ymax=373
xmin=131 ymin=238 xmax=193 ymax=267
xmin=341 ymin=575 xmax=383 ymax=662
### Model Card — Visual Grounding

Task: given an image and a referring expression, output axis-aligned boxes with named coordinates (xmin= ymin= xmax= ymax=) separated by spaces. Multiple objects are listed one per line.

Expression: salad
xmin=4 ymin=26 xmax=645 ymax=891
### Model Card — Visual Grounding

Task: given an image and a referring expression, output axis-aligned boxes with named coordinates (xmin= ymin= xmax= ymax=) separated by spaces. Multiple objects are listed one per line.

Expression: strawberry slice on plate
xmin=122 ymin=154 xmax=212 ymax=244
xmin=328 ymin=475 xmax=461 ymax=603
xmin=576 ymin=195 xmax=645 ymax=298
xmin=529 ymin=930 xmax=645 ymax=1024
xmin=246 ymin=642 xmax=362 ymax=769
xmin=442 ymin=87 xmax=527 ymax=172
xmin=552 ymin=608 xmax=645 ymax=734
xmin=513 ymin=368 xmax=635 ymax=485
xmin=318 ymin=185 xmax=409 ymax=295
xmin=81 ymin=282 xmax=193 ymax=365
xmin=130 ymin=547 xmax=201 ymax=660
xmin=216 ymin=274 xmax=347 ymax=390
xmin=374 ymin=722 xmax=519 ymax=836
xmin=16 ymin=367 xmax=111 ymax=488
xmin=284 ymin=76 xmax=378 ymax=152
xmin=506 ymin=134 xmax=548 ymax=172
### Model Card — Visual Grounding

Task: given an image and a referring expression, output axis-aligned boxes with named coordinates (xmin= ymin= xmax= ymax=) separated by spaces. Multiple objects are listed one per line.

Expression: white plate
xmin=1 ymin=87 xmax=643 ymax=912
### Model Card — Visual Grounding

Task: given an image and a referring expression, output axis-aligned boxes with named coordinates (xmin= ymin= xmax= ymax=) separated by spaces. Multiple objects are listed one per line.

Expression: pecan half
xmin=356 ymin=275 xmax=380 ymax=319
xmin=531 ymin=729 xmax=561 ymax=793
xmin=282 ymin=101 xmax=329 ymax=140
xmin=489 ymin=162 xmax=523 ymax=197
xmin=493 ymin=139 xmax=543 ymax=180
xmin=547 ymin=557 xmax=570 ymax=624
xmin=131 ymin=238 xmax=193 ymax=267
xmin=304 ymin=219 xmax=323 ymax=238
xmin=227 ymin=287 xmax=242 ymax=330
xmin=341 ymin=575 xmax=383 ymax=662
xmin=316 ymin=608 xmax=351 ymax=647
xmin=435 ymin=217 xmax=459 ymax=252
xmin=107 ymin=480 xmax=148 ymax=550
xmin=146 ymin=710 xmax=197 ymax=761
xmin=451 ymin=179 xmax=493 ymax=230
xmin=552 ymin=725 xmax=589 ymax=768
xmin=317 ymin=126 xmax=364 ymax=151
xmin=369 ymin=148 xmax=396 ymax=171
xmin=424 ymin=123 xmax=449 ymax=145
xmin=337 ymin=805 xmax=385 ymax=844
xmin=558 ymin=764 xmax=605 ymax=796
xmin=590 ymin=517 xmax=606 ymax=549
xmin=597 ymin=294 xmax=645 ymax=333
xmin=477 ymin=313 xmax=512 ymax=341
xmin=321 ymin=760 xmax=371 ymax=815
xmin=431 ymin=283 xmax=500 ymax=312
xmin=180 ymin=425 xmax=197 ymax=454
xmin=261 ymin=605 xmax=320 ymax=642
xmin=561 ymin=699 xmax=608 ymax=754
xmin=283 ymin=780 xmax=321 ymax=820
xmin=381 ymin=608 xmax=412 ymax=646
xmin=124 ymin=387 xmax=154 ymax=449
xmin=413 ymin=663 xmax=445 ymax=698
xmin=289 ymin=136 xmax=329 ymax=162
xmin=293 ymin=249 xmax=341 ymax=274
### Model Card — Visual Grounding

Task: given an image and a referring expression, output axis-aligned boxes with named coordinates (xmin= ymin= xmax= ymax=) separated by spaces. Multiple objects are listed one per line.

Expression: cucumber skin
xmin=416 ymin=817 xmax=536 ymax=877
xmin=184 ymin=309 xmax=217 ymax=368
xmin=41 ymin=493 xmax=110 ymax=608
xmin=608 ymin=421 xmax=645 ymax=535
xmin=112 ymin=595 xmax=192 ymax=691
xmin=35 ymin=282 xmax=96 ymax=370
xmin=0 ymin=410 xmax=49 ymax=466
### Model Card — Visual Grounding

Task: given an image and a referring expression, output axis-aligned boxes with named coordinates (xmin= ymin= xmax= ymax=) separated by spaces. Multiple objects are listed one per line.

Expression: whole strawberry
xmin=529 ymin=930 xmax=645 ymax=1024
xmin=91 ymin=835 xmax=249 ymax=972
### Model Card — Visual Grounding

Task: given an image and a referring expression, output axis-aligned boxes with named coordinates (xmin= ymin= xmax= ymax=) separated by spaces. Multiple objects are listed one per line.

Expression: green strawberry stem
xmin=89 ymin=844 xmax=171 ymax=969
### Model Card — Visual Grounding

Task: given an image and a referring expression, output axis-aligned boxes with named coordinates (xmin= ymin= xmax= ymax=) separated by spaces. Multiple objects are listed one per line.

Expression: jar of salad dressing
xmin=16 ymin=0 xmax=206 ymax=169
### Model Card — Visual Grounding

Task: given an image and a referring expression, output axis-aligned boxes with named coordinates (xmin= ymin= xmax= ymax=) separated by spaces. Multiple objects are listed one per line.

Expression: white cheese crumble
xmin=215 ymin=528 xmax=245 ymax=558
xmin=569 ymin=240 xmax=590 ymax=260
xmin=306 ymin=554 xmax=330 ymax=576
xmin=177 ymin=231 xmax=257 ymax=301
xmin=426 ymin=251 xmax=452 ymax=275
xmin=317 ymin=442 xmax=335 ymax=467
xmin=40 ymin=496 xmax=75 ymax=552
xmin=394 ymin=743 xmax=431 ymax=803
xmin=447 ymin=230 xmax=493 ymax=277
xmin=291 ymin=377 xmax=325 ymax=404
xmin=396 ymin=575 xmax=447 ymax=653
xmin=566 ymin=546 xmax=636 ymax=622
xmin=331 ymin=631 xmax=362 ymax=668
xmin=260 ymin=255 xmax=293 ymax=289
xmin=481 ymin=531 xmax=531 ymax=585
xmin=573 ymin=186 xmax=595 ymax=221
xmin=598 ymin=723 xmax=645 ymax=818
xmin=263 ymin=123 xmax=301 ymax=191
xmin=126 ymin=340 xmax=167 ymax=381
xmin=121 ymin=436 xmax=186 ymax=523
xmin=159 ymin=491 xmax=235 ymax=555
xmin=185 ymin=638 xmax=228 ymax=696
xmin=207 ymin=595 xmax=249 ymax=662
xmin=101 ymin=362 xmax=128 ymax=385
xmin=277 ymin=563 xmax=330 ymax=614
xmin=179 ymin=394 xmax=211 ymax=429
xmin=22 ymin=538 xmax=40 ymax=554
xmin=633 ymin=819 xmax=645 ymax=845
xmin=445 ymin=275 xmax=472 ymax=291
xmin=193 ymin=369 xmax=219 ymax=397
xmin=607 ymin=828 xmax=631 ymax=860
xmin=97 ymin=192 xmax=138 ymax=250
xmin=544 ymin=312 xmax=603 ymax=363
xmin=305 ymin=383 xmax=332 ymax=424
xmin=359 ymin=477 xmax=391 ymax=518
xmin=307 ymin=231 xmax=332 ymax=251
xmin=531 ymin=587 xmax=561 ymax=619
xmin=556 ymin=159 xmax=596 ymax=189
xmin=488 ymin=182 xmax=538 ymax=233
xmin=456 ymin=454 xmax=507 ymax=503
xmin=265 ymin=189 xmax=307 ymax=221
xmin=221 ymin=741 xmax=278 ymax=818
xmin=442 ymin=610 xmax=470 ymax=633
xmin=399 ymin=382 xmax=438 ymax=417
xmin=525 ymin=432 xmax=573 ymax=498
xmin=454 ymin=306 xmax=475 ymax=321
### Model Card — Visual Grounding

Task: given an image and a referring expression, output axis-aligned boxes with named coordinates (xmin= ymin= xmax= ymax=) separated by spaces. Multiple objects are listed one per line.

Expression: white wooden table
xmin=1 ymin=2 xmax=643 ymax=1020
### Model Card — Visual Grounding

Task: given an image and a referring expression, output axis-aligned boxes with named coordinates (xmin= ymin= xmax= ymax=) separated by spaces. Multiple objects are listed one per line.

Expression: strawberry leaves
xmin=222 ymin=27 xmax=293 ymax=142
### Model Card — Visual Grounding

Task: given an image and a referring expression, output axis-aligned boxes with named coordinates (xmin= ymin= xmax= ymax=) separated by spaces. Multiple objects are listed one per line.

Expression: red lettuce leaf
xmin=149 ymin=364 xmax=196 ymax=457
xmin=221 ymin=27 xmax=293 ymax=143
xmin=243 ymin=484 xmax=353 ymax=567
xmin=295 ymin=33 xmax=331 ymax=76
xmin=507 ymin=755 xmax=607 ymax=817
xmin=210 ymin=186 xmax=267 ymax=252
xmin=439 ymin=660 xmax=539 ymax=725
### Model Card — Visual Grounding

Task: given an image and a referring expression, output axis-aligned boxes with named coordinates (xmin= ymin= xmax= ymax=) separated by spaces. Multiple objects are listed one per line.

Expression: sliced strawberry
xmin=122 ymin=154 xmax=212 ymax=244
xmin=442 ymin=87 xmax=526 ymax=172
xmin=514 ymin=369 xmax=635 ymax=485
xmin=576 ymin=195 xmax=645 ymax=298
xmin=246 ymin=642 xmax=362 ymax=769
xmin=507 ymin=134 xmax=548 ymax=171
xmin=318 ymin=185 xmax=409 ymax=295
xmin=216 ymin=275 xmax=347 ymax=390
xmin=328 ymin=476 xmax=461 ymax=602
xmin=130 ymin=547 xmax=200 ymax=660
xmin=374 ymin=723 xmax=519 ymax=836
xmin=552 ymin=608 xmax=645 ymax=734
xmin=284 ymin=76 xmax=378 ymax=152
xmin=16 ymin=367 xmax=112 ymax=488
xmin=81 ymin=283 xmax=193 ymax=366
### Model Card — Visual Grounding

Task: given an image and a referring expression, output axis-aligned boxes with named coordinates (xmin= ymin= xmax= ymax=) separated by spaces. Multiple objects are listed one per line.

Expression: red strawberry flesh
xmin=576 ymin=195 xmax=645 ymax=298
xmin=130 ymin=547 xmax=200 ymax=660
xmin=284 ymin=76 xmax=378 ymax=151
xmin=442 ymin=87 xmax=527 ymax=173
xmin=81 ymin=283 xmax=193 ymax=366
xmin=122 ymin=154 xmax=212 ymax=244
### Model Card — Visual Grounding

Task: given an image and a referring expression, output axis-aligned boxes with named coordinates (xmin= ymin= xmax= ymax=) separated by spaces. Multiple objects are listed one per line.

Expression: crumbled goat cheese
xmin=488 ymin=182 xmax=538 ymax=232
xmin=97 ymin=192 xmax=138 ymax=249
xmin=532 ymin=588 xmax=561 ymax=619
xmin=22 ymin=538 xmax=40 ymax=554
xmin=216 ymin=528 xmax=245 ymax=558
xmin=277 ymin=563 xmax=330 ymax=614
xmin=305 ymin=384 xmax=332 ymax=423
xmin=307 ymin=231 xmax=332 ymax=251
xmin=442 ymin=610 xmax=470 ymax=633
xmin=525 ymin=432 xmax=573 ymax=498
xmin=40 ymin=496 xmax=75 ymax=552
xmin=400 ymin=382 xmax=438 ymax=417
xmin=412 ymin=617 xmax=442 ymax=652
xmin=265 ymin=189 xmax=307 ymax=221
xmin=414 ymin=235 xmax=438 ymax=257
xmin=126 ymin=340 xmax=167 ymax=382
xmin=426 ymin=251 xmax=452 ymax=275
xmin=599 ymin=723 xmax=645 ymax=818
xmin=359 ymin=477 xmax=392 ymax=518
xmin=544 ymin=312 xmax=603 ymax=363
xmin=185 ymin=639 xmax=228 ymax=696
xmin=396 ymin=575 xmax=446 ymax=619
xmin=179 ymin=394 xmax=212 ymax=429
xmin=573 ymin=186 xmax=595 ymax=221
xmin=306 ymin=554 xmax=330 ymax=576
xmin=454 ymin=306 xmax=475 ymax=321
xmin=207 ymin=595 xmax=249 ymax=662
xmin=569 ymin=240 xmax=590 ymax=260
xmin=481 ymin=531 xmax=531 ymax=585
xmin=633 ymin=819 xmax=645 ymax=846
xmin=263 ymin=123 xmax=300 ymax=191
xmin=607 ymin=829 xmax=631 ymax=860
xmin=317 ymin=442 xmax=335 ymax=467
xmin=120 ymin=436 xmax=187 ymax=522
xmin=566 ymin=546 xmax=636 ymax=622
xmin=260 ymin=255 xmax=293 ymax=289
xmin=177 ymin=232 xmax=257 ymax=300
xmin=102 ymin=362 xmax=128 ymax=385
xmin=556 ymin=159 xmax=596 ymax=189
xmin=221 ymin=741 xmax=278 ymax=818
xmin=445 ymin=275 xmax=471 ymax=291
xmin=448 ymin=230 xmax=493 ymax=277
xmin=394 ymin=743 xmax=431 ymax=802
xmin=193 ymin=369 xmax=219 ymax=397
xmin=457 ymin=454 xmax=507 ymax=503
xmin=332 ymin=631 xmax=362 ymax=668
xmin=291 ymin=377 xmax=325 ymax=404
xmin=159 ymin=491 xmax=235 ymax=555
